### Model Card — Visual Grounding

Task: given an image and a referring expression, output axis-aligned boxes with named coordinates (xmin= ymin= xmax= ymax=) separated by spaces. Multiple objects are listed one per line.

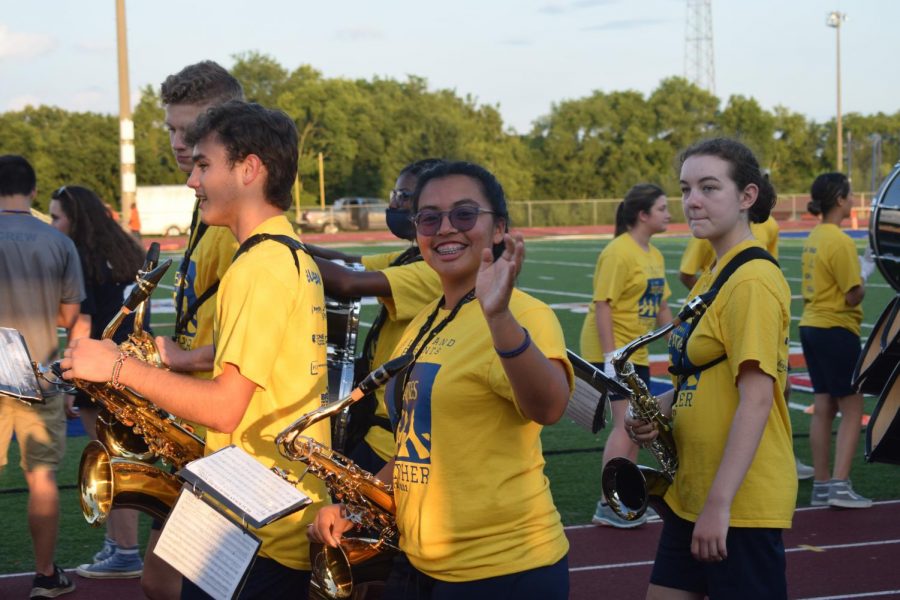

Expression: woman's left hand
xmin=691 ymin=504 xmax=730 ymax=562
xmin=476 ymin=233 xmax=524 ymax=318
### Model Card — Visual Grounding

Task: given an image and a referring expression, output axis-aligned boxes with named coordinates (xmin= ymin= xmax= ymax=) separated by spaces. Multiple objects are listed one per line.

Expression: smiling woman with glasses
xmin=310 ymin=161 xmax=574 ymax=599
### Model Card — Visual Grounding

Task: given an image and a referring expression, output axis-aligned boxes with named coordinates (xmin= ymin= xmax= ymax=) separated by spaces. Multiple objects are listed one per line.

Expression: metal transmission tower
xmin=684 ymin=0 xmax=716 ymax=95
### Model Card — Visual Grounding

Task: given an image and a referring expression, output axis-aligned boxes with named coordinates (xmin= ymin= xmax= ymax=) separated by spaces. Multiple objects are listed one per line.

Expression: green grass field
xmin=1 ymin=232 xmax=897 ymax=574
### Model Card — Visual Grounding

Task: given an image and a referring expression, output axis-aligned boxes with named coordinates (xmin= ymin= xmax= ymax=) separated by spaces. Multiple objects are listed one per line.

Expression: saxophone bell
xmin=277 ymin=354 xmax=411 ymax=600
xmin=602 ymin=298 xmax=711 ymax=522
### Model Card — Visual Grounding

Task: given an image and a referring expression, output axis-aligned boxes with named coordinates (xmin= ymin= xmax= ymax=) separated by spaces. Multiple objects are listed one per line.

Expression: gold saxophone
xmin=58 ymin=248 xmax=205 ymax=525
xmin=276 ymin=354 xmax=412 ymax=600
xmin=601 ymin=295 xmax=710 ymax=521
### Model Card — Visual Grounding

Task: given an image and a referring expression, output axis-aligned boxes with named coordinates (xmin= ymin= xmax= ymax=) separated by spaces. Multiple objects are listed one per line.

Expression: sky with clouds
xmin=0 ymin=0 xmax=895 ymax=134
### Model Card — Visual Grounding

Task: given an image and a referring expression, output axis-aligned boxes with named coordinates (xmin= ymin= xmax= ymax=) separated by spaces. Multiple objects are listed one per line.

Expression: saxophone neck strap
xmin=174 ymin=233 xmax=309 ymax=337
xmin=173 ymin=203 xmax=210 ymax=338
xmin=668 ymin=246 xmax=779 ymax=380
xmin=233 ymin=233 xmax=310 ymax=273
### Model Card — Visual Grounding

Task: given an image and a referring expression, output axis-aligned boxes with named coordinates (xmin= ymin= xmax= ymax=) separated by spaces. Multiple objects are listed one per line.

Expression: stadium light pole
xmin=116 ymin=0 xmax=136 ymax=229
xmin=826 ymin=10 xmax=846 ymax=172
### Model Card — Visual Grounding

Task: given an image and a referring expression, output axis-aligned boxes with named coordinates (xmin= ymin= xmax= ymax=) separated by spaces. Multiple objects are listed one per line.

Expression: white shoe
xmin=796 ymin=459 xmax=815 ymax=480
xmin=828 ymin=480 xmax=872 ymax=509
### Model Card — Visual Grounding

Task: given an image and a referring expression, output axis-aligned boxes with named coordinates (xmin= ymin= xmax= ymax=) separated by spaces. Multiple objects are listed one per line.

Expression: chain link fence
xmin=506 ymin=193 xmax=876 ymax=228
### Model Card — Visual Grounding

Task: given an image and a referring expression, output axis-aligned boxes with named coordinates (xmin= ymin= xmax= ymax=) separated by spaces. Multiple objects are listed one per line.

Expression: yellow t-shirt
xmin=751 ymin=216 xmax=780 ymax=260
xmin=579 ymin=233 xmax=671 ymax=366
xmin=679 ymin=236 xmax=716 ymax=278
xmin=385 ymin=290 xmax=574 ymax=582
xmin=175 ymin=216 xmax=238 ymax=377
xmin=798 ymin=223 xmax=863 ymax=335
xmin=362 ymin=257 xmax=443 ymax=462
xmin=209 ymin=215 xmax=330 ymax=571
xmin=361 ymin=250 xmax=405 ymax=271
xmin=666 ymin=240 xmax=795 ymax=528
xmin=680 ymin=217 xmax=780 ymax=277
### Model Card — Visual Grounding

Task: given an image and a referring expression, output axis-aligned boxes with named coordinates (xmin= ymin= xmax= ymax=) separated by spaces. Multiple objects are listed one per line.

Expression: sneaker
xmin=30 ymin=564 xmax=75 ymax=598
xmin=76 ymin=551 xmax=143 ymax=579
xmin=810 ymin=481 xmax=830 ymax=506
xmin=592 ymin=501 xmax=647 ymax=529
xmin=795 ymin=458 xmax=815 ymax=480
xmin=645 ymin=507 xmax=661 ymax=522
xmin=828 ymin=480 xmax=873 ymax=509
xmin=92 ymin=538 xmax=116 ymax=563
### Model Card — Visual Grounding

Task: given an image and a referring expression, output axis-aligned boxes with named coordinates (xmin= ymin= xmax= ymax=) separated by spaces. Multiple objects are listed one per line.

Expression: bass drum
xmin=852 ymin=295 xmax=900 ymax=395
xmin=861 ymin=161 xmax=900 ymax=464
xmin=870 ymin=161 xmax=900 ymax=291
xmin=867 ymin=362 xmax=900 ymax=466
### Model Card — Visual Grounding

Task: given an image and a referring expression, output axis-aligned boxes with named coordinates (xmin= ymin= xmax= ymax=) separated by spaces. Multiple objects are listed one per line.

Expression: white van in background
xmin=136 ymin=185 xmax=195 ymax=236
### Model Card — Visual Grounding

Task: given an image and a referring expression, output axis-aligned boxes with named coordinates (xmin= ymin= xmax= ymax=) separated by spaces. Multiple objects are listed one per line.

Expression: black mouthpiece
xmin=144 ymin=243 xmax=160 ymax=271
xmin=122 ymin=259 xmax=172 ymax=312
xmin=358 ymin=354 xmax=415 ymax=396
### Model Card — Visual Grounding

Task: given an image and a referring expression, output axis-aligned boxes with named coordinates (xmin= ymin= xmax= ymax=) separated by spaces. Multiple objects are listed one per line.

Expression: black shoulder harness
xmin=668 ymin=246 xmax=779 ymax=381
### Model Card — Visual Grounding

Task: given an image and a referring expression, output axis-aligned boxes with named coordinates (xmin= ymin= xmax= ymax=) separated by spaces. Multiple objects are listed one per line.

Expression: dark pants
xmin=382 ymin=554 xmax=569 ymax=600
xmin=181 ymin=555 xmax=310 ymax=600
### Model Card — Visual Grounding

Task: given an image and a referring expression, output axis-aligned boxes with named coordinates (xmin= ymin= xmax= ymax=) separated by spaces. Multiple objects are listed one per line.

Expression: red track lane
xmin=2 ymin=501 xmax=898 ymax=599
xmin=569 ymin=500 xmax=900 ymax=599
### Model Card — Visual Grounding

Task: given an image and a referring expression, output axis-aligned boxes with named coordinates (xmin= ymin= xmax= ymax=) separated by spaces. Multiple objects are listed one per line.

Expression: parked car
xmin=299 ymin=197 xmax=388 ymax=233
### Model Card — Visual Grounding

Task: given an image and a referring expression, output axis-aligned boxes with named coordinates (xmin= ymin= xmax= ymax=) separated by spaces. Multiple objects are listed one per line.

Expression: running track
xmin=3 ymin=500 xmax=898 ymax=599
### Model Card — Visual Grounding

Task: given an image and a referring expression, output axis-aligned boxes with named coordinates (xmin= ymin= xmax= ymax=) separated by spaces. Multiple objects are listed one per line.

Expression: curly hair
xmin=160 ymin=60 xmax=244 ymax=106
xmin=680 ymin=138 xmax=777 ymax=224
xmin=185 ymin=101 xmax=299 ymax=210
xmin=51 ymin=186 xmax=144 ymax=284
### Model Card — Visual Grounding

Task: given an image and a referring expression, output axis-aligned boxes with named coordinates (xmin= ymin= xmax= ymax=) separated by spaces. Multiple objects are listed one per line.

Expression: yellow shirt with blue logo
xmin=666 ymin=239 xmax=795 ymax=528
xmin=580 ymin=233 xmax=671 ymax=365
xmin=798 ymin=223 xmax=863 ymax=335
xmin=209 ymin=215 xmax=330 ymax=571
xmin=385 ymin=290 xmax=573 ymax=582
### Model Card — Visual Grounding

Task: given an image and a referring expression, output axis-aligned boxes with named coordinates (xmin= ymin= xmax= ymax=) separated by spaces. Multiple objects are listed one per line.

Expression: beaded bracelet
xmin=495 ymin=328 xmax=531 ymax=359
xmin=110 ymin=353 xmax=128 ymax=390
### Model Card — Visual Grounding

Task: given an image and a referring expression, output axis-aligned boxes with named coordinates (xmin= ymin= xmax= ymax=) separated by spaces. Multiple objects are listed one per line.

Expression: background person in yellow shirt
xmin=631 ymin=138 xmax=795 ymax=600
xmin=678 ymin=215 xmax=779 ymax=291
xmin=578 ymin=183 xmax=672 ymax=528
xmin=117 ymin=60 xmax=245 ymax=600
xmin=311 ymin=159 xmax=445 ymax=474
xmin=310 ymin=161 xmax=573 ymax=599
xmin=799 ymin=172 xmax=873 ymax=509
xmin=62 ymin=101 xmax=330 ymax=599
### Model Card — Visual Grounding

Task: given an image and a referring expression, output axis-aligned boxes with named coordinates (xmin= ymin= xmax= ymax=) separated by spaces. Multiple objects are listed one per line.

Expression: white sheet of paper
xmin=182 ymin=445 xmax=309 ymax=525
xmin=155 ymin=489 xmax=260 ymax=600
xmin=0 ymin=327 xmax=42 ymax=401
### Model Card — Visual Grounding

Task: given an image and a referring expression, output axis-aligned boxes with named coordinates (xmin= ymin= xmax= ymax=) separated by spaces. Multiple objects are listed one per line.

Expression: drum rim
xmin=852 ymin=295 xmax=900 ymax=391
xmin=866 ymin=359 xmax=900 ymax=465
xmin=870 ymin=161 xmax=900 ymax=293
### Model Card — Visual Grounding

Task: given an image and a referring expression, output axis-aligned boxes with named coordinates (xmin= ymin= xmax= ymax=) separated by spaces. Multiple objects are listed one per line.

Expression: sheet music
xmin=181 ymin=445 xmax=310 ymax=527
xmin=155 ymin=489 xmax=260 ymax=600
xmin=0 ymin=327 xmax=42 ymax=402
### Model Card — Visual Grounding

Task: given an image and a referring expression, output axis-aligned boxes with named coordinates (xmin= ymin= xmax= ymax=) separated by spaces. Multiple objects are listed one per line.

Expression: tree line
xmin=1 ymin=51 xmax=898 ymax=212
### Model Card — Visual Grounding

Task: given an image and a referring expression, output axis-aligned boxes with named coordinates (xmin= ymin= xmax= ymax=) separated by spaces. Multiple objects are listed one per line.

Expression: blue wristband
xmin=495 ymin=328 xmax=531 ymax=359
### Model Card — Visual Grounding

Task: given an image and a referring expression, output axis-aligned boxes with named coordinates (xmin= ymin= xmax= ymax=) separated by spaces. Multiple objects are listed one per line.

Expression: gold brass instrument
xmin=276 ymin=354 xmax=412 ymax=600
xmin=79 ymin=440 xmax=182 ymax=525
xmin=59 ymin=246 xmax=205 ymax=525
xmin=601 ymin=295 xmax=710 ymax=521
